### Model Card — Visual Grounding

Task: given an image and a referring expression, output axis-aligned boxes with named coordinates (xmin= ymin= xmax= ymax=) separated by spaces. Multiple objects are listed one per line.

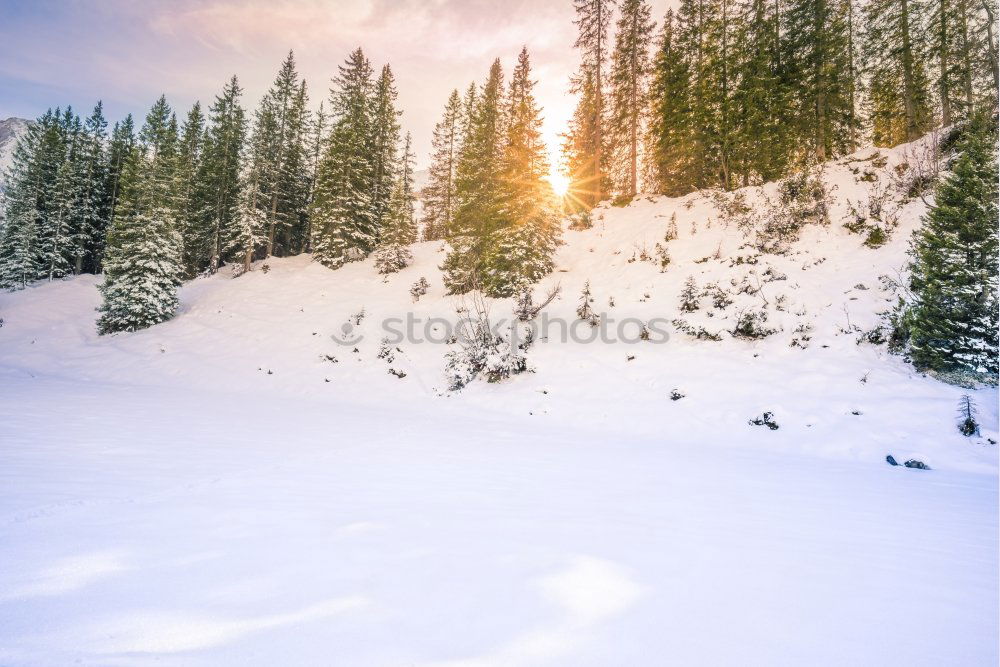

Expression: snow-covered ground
xmin=1 ymin=137 xmax=996 ymax=664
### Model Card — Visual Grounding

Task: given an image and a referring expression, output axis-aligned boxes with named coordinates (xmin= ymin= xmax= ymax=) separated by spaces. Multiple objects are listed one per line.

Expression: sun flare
xmin=548 ymin=171 xmax=570 ymax=197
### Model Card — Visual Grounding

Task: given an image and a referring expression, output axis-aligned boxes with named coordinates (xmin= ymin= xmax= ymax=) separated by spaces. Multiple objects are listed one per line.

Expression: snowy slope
xmin=0 ymin=117 xmax=30 ymax=185
xmin=0 ymin=135 xmax=996 ymax=664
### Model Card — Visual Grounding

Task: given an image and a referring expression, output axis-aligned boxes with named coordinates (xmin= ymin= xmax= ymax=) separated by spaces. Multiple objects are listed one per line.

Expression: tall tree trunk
xmin=595 ymin=0 xmax=605 ymax=207
xmin=815 ymin=0 xmax=827 ymax=161
xmin=900 ymin=0 xmax=920 ymax=140
xmin=939 ymin=0 xmax=953 ymax=126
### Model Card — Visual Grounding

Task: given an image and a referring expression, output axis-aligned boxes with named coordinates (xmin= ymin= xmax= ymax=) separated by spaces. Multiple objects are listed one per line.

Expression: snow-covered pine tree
xmin=311 ymin=49 xmax=378 ymax=269
xmin=679 ymin=275 xmax=700 ymax=311
xmin=97 ymin=98 xmax=184 ymax=334
xmin=905 ymin=115 xmax=998 ymax=382
xmin=442 ymin=59 xmax=506 ymax=293
xmin=384 ymin=132 xmax=417 ymax=246
xmin=174 ymin=102 xmax=205 ymax=277
xmin=192 ymin=77 xmax=246 ymax=274
xmin=577 ymin=280 xmax=600 ymax=326
xmin=302 ymin=101 xmax=328 ymax=254
xmin=0 ymin=119 xmax=45 ymax=289
xmin=105 ymin=114 xmax=137 ymax=248
xmin=39 ymin=109 xmax=84 ymax=282
xmin=422 ymin=89 xmax=463 ymax=241
xmin=225 ymin=169 xmax=267 ymax=276
xmin=370 ymin=64 xmax=402 ymax=240
xmin=74 ymin=103 xmax=111 ymax=275
xmin=374 ymin=132 xmax=417 ymax=274
xmin=608 ymin=0 xmax=655 ymax=199
xmin=482 ymin=48 xmax=561 ymax=297
xmin=280 ymin=80 xmax=312 ymax=255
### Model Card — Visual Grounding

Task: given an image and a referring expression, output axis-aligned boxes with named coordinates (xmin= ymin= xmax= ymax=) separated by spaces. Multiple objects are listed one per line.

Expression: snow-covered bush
xmin=672 ymin=318 xmax=722 ymax=341
xmin=374 ymin=243 xmax=413 ymax=274
xmin=749 ymin=170 xmax=831 ymax=253
xmin=957 ymin=395 xmax=980 ymax=436
xmin=729 ymin=309 xmax=778 ymax=339
xmin=748 ymin=412 xmax=779 ymax=430
xmin=679 ymin=276 xmax=700 ymax=312
xmin=577 ymin=281 xmax=599 ymax=326
xmin=445 ymin=319 xmax=529 ymax=391
xmin=410 ymin=277 xmax=429 ymax=302
xmin=568 ymin=211 xmax=593 ymax=230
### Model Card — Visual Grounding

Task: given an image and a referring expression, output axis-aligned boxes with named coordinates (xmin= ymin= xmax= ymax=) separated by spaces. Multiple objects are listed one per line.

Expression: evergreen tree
xmin=0 ymin=119 xmax=45 ymax=289
xmin=373 ymin=133 xmax=416 ymax=275
xmin=174 ymin=102 xmax=206 ymax=276
xmin=384 ymin=132 xmax=418 ymax=246
xmin=784 ymin=0 xmax=858 ymax=160
xmin=303 ymin=101 xmax=328 ymax=253
xmin=905 ymin=115 xmax=998 ymax=381
xmin=732 ymin=0 xmax=790 ymax=183
xmin=422 ymin=89 xmax=463 ymax=241
xmin=97 ymin=97 xmax=184 ymax=334
xmin=370 ymin=64 xmax=402 ymax=237
xmin=646 ymin=10 xmax=697 ymax=195
xmin=74 ymin=102 xmax=110 ymax=274
xmin=608 ymin=0 xmax=655 ymax=198
xmin=193 ymin=76 xmax=246 ymax=273
xmin=862 ymin=0 xmax=934 ymax=146
xmin=567 ymin=0 xmax=616 ymax=206
xmin=106 ymin=114 xmax=137 ymax=244
xmin=246 ymin=52 xmax=311 ymax=259
xmin=442 ymin=59 xmax=506 ymax=293
xmin=311 ymin=48 xmax=378 ymax=269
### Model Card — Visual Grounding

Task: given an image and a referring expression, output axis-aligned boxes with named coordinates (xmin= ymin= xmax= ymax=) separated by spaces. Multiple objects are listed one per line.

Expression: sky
xmin=0 ymin=0 xmax=670 ymax=171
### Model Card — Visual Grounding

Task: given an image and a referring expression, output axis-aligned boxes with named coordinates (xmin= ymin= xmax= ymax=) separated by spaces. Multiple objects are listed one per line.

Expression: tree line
xmin=0 ymin=51 xmax=427 ymax=332
xmin=564 ymin=0 xmax=999 ymax=203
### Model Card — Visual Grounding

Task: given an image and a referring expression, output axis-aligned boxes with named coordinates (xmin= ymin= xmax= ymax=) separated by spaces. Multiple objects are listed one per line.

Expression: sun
xmin=548 ymin=170 xmax=570 ymax=198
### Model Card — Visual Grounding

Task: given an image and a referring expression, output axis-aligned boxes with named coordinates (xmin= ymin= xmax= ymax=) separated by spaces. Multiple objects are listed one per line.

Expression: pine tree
xmin=905 ymin=115 xmax=998 ymax=382
xmin=97 ymin=207 xmax=183 ymax=334
xmin=106 ymin=114 xmax=137 ymax=244
xmin=303 ymin=101 xmax=328 ymax=253
xmin=174 ymin=102 xmax=205 ymax=277
xmin=481 ymin=47 xmax=560 ymax=297
xmin=193 ymin=76 xmax=246 ymax=273
xmin=862 ymin=0 xmax=934 ymax=146
xmin=564 ymin=68 xmax=604 ymax=207
xmin=375 ymin=132 xmax=417 ymax=275
xmin=70 ymin=103 xmax=110 ymax=274
xmin=370 ymin=64 xmax=402 ymax=237
xmin=422 ymin=89 xmax=463 ymax=241
xmin=568 ymin=0 xmax=615 ymax=207
xmin=608 ymin=0 xmax=655 ymax=198
xmin=784 ymin=0 xmax=858 ymax=160
xmin=384 ymin=132 xmax=418 ymax=246
xmin=311 ymin=48 xmax=378 ymax=269
xmin=731 ymin=0 xmax=789 ymax=183
xmin=0 ymin=119 xmax=45 ymax=289
xmin=442 ymin=59 xmax=506 ymax=293
xmin=97 ymin=97 xmax=184 ymax=334
xmin=646 ymin=10 xmax=697 ymax=195
xmin=245 ymin=52 xmax=311 ymax=259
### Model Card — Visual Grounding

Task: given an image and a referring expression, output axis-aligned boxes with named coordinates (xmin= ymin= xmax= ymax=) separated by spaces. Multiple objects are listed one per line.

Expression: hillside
xmin=0 ymin=135 xmax=996 ymax=664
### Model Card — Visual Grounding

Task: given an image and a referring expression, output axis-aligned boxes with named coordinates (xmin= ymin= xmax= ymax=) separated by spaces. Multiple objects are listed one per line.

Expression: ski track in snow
xmin=0 ymin=136 xmax=996 ymax=664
